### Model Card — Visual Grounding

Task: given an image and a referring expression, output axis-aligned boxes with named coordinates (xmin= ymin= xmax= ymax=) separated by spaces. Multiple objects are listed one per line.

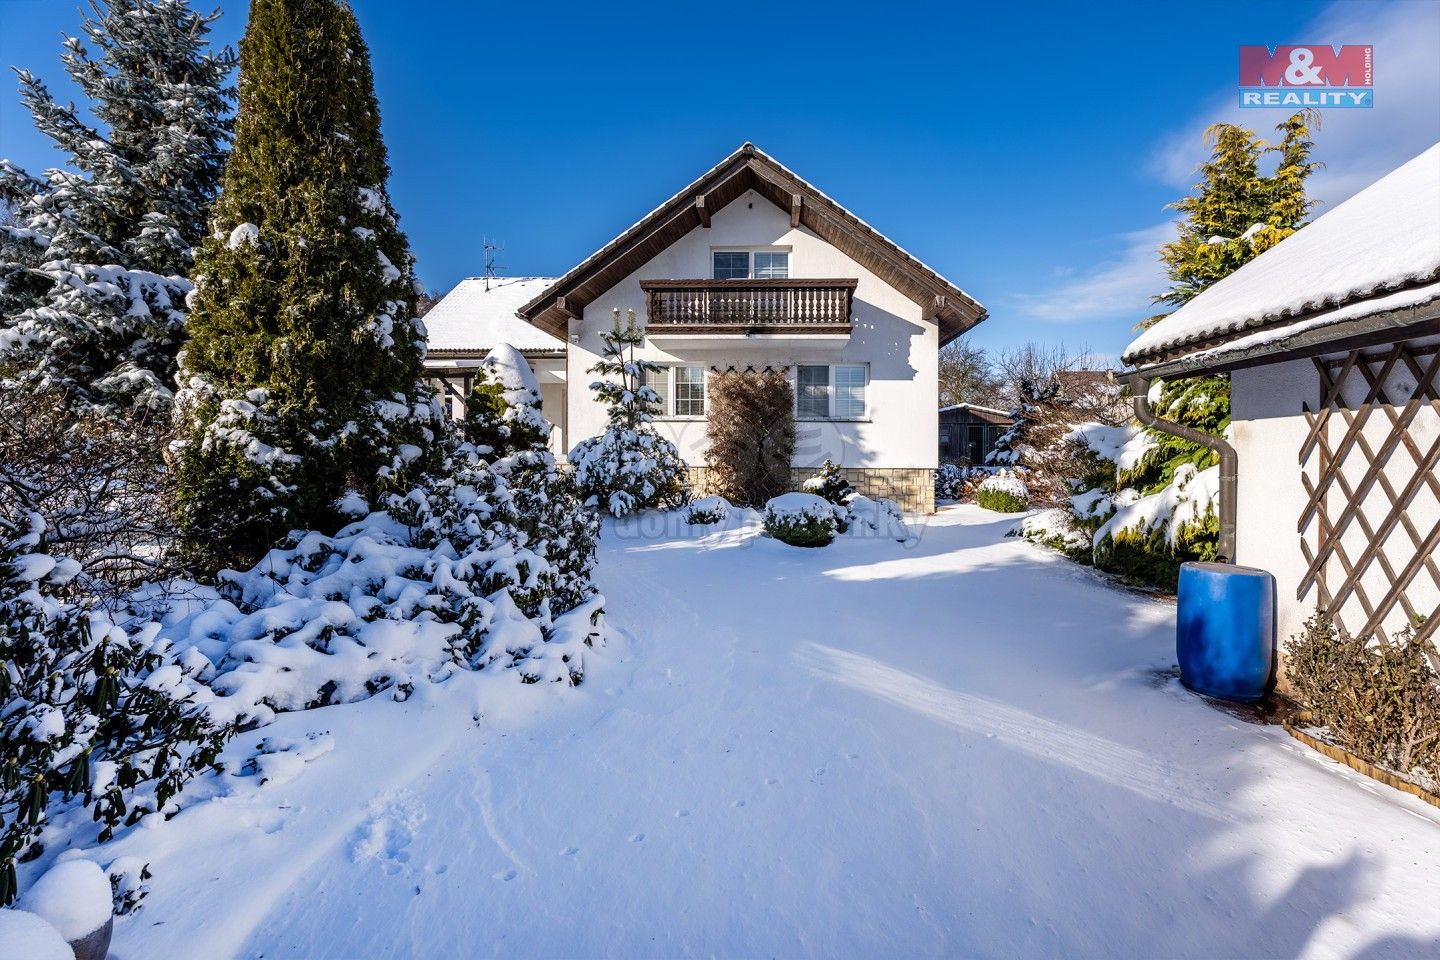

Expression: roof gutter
xmin=1117 ymin=373 xmax=1238 ymax=563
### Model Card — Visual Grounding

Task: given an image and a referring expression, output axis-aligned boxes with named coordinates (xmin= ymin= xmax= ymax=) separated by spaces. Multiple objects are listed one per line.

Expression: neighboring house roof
xmin=517 ymin=142 xmax=987 ymax=345
xmin=1124 ymin=142 xmax=1440 ymax=374
xmin=422 ymin=277 xmax=565 ymax=356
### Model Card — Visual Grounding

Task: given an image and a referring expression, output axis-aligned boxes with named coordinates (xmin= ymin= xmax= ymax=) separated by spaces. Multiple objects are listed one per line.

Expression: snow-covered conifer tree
xmin=463 ymin=344 xmax=552 ymax=458
xmin=569 ymin=310 xmax=689 ymax=517
xmin=172 ymin=0 xmax=441 ymax=575
xmin=0 ymin=0 xmax=235 ymax=411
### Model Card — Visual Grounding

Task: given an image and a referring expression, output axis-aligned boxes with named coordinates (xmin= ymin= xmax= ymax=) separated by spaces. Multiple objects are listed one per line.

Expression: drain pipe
xmin=1123 ymin=374 xmax=1238 ymax=563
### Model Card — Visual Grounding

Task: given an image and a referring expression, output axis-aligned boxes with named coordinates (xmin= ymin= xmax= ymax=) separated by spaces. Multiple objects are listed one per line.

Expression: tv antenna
xmin=481 ymin=237 xmax=504 ymax=290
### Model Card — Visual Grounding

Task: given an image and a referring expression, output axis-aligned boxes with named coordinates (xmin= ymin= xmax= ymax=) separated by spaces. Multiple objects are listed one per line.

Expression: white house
xmin=425 ymin=143 xmax=987 ymax=512
xmin=1123 ymin=142 xmax=1440 ymax=677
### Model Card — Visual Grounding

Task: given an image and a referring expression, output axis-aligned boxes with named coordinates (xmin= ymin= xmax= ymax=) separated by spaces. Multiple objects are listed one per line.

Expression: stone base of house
xmin=686 ymin=466 xmax=935 ymax=514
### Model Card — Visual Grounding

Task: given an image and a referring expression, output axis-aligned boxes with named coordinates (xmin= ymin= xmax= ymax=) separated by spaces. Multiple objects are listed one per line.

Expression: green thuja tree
xmin=1090 ymin=113 xmax=1319 ymax=588
xmin=0 ymin=0 xmax=235 ymax=411
xmin=1127 ymin=111 xmax=1320 ymax=493
xmin=172 ymin=0 xmax=439 ymax=575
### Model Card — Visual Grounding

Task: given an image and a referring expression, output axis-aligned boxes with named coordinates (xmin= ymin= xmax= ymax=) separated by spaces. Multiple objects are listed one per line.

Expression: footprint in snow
xmin=493 ymin=869 xmax=517 ymax=881
xmin=675 ymin=809 xmax=690 ymax=818
xmin=732 ymin=800 xmax=746 ymax=808
xmin=630 ymin=833 xmax=645 ymax=843
xmin=764 ymin=777 xmax=778 ymax=786
xmin=560 ymin=846 xmax=580 ymax=857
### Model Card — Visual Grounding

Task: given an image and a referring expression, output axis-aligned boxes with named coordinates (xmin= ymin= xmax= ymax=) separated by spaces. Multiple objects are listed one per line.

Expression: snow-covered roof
xmin=422 ymin=277 xmax=564 ymax=354
xmin=1125 ymin=142 xmax=1440 ymax=368
xmin=939 ymin=402 xmax=1011 ymax=417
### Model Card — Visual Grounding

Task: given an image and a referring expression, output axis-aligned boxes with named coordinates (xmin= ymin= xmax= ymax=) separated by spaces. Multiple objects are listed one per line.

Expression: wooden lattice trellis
xmin=1298 ymin=340 xmax=1440 ymax=652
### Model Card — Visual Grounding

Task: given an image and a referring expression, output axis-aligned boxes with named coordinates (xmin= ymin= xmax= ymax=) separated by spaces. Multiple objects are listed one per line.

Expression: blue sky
xmin=2 ymin=0 xmax=1437 ymax=360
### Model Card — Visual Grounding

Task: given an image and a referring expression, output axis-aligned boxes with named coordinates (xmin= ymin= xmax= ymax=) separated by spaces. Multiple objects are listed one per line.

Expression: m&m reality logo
xmin=1238 ymin=45 xmax=1373 ymax=108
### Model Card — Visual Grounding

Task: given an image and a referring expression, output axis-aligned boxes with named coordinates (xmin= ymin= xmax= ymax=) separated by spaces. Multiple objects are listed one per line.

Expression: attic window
xmin=711 ymin=250 xmax=789 ymax=280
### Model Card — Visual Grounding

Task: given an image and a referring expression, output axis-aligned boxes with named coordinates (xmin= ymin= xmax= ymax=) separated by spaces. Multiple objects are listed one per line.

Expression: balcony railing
xmin=640 ymin=279 xmax=857 ymax=333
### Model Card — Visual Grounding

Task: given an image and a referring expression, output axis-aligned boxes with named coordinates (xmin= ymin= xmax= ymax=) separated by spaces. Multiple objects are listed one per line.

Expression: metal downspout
xmin=1127 ymin=375 xmax=1239 ymax=563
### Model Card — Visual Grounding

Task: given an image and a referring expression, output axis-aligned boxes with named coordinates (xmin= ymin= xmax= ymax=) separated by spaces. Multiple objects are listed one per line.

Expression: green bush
xmin=976 ymin=488 xmax=1027 ymax=513
xmin=764 ymin=515 xmax=835 ymax=547
xmin=763 ymin=500 xmax=837 ymax=548
xmin=1287 ymin=611 xmax=1439 ymax=786
xmin=685 ymin=496 xmax=730 ymax=525
xmin=1093 ymin=512 xmax=1218 ymax=591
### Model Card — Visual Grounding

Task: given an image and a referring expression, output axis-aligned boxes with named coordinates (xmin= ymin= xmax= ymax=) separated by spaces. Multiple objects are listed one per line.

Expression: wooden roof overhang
xmin=517 ymin=143 xmax=987 ymax=346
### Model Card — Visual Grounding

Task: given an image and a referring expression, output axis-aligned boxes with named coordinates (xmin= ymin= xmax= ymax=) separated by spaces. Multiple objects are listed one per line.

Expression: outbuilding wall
xmin=1231 ymin=335 xmax=1440 ymax=686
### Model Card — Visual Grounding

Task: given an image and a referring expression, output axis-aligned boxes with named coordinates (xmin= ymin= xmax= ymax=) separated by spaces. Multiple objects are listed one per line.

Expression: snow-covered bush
xmin=843 ymin=495 xmax=910 ymax=541
xmin=1092 ymin=463 xmax=1219 ymax=589
xmin=763 ymin=493 xmax=838 ymax=548
xmin=706 ymin=370 xmax=794 ymax=506
xmin=975 ymin=471 xmax=1029 ymax=513
xmin=497 ymin=448 xmax=600 ymax=617
xmin=569 ymin=310 xmax=689 ymax=517
xmin=462 ymin=343 xmax=550 ymax=457
xmin=458 ymin=347 xmax=598 ymax=616
xmin=1287 ymin=611 xmax=1439 ymax=790
xmin=802 ymin=459 xmax=853 ymax=506
xmin=685 ymin=496 xmax=731 ymax=526
xmin=174 ymin=433 xmax=605 ymax=727
xmin=0 ymin=513 xmax=232 ymax=905
xmin=0 ymin=387 xmax=180 ymax=593
xmin=934 ymin=463 xmax=968 ymax=502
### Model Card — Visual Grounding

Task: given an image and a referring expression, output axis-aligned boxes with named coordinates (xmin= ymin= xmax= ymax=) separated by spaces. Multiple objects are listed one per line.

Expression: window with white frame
xmin=674 ymin=366 xmax=706 ymax=416
xmin=711 ymin=249 xmax=789 ymax=280
xmin=796 ymin=364 xmax=867 ymax=419
xmin=639 ymin=364 xmax=707 ymax=418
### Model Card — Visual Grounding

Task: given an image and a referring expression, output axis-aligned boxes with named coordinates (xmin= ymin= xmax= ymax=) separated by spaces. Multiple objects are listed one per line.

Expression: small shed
xmin=1122 ymin=142 xmax=1440 ymax=673
xmin=939 ymin=403 xmax=1013 ymax=464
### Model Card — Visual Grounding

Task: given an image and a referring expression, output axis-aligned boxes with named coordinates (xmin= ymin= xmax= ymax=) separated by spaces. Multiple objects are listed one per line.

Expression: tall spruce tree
xmin=172 ymin=0 xmax=440 ymax=575
xmin=0 ymin=0 xmax=235 ymax=411
xmin=1127 ymin=112 xmax=1319 ymax=494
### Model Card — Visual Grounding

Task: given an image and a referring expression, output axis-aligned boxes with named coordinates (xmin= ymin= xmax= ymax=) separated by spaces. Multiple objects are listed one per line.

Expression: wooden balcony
xmin=640 ymin=279 xmax=856 ymax=335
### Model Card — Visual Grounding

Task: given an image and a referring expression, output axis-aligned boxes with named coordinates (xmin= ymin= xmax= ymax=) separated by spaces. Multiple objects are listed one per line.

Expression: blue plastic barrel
xmin=1176 ymin=561 xmax=1276 ymax=702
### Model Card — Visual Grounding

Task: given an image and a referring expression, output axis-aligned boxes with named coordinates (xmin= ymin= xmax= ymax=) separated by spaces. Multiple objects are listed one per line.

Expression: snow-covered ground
xmin=101 ymin=506 xmax=1439 ymax=959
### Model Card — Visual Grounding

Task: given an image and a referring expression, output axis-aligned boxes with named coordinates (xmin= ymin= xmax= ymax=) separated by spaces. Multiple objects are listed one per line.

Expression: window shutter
xmin=640 ymin=365 xmax=671 ymax=417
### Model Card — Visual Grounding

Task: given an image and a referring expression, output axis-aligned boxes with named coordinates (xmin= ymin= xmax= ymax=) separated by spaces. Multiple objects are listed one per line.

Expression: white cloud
xmin=1004 ymin=222 xmax=1174 ymax=324
xmin=1006 ymin=0 xmax=1440 ymax=334
xmin=1151 ymin=0 xmax=1440 ymax=209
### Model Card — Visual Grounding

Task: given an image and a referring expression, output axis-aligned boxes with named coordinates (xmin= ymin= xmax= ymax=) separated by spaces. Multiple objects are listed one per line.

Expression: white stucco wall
xmin=1230 ymin=358 xmax=1315 ymax=651
xmin=564 ymin=190 xmax=938 ymax=471
xmin=1232 ymin=338 xmax=1440 ymax=666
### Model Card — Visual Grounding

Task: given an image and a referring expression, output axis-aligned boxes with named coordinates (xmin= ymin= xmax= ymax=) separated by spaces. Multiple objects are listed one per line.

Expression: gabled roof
xmin=517 ymin=143 xmax=986 ymax=345
xmin=423 ymin=277 xmax=565 ymax=356
xmin=1125 ymin=142 xmax=1440 ymax=371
